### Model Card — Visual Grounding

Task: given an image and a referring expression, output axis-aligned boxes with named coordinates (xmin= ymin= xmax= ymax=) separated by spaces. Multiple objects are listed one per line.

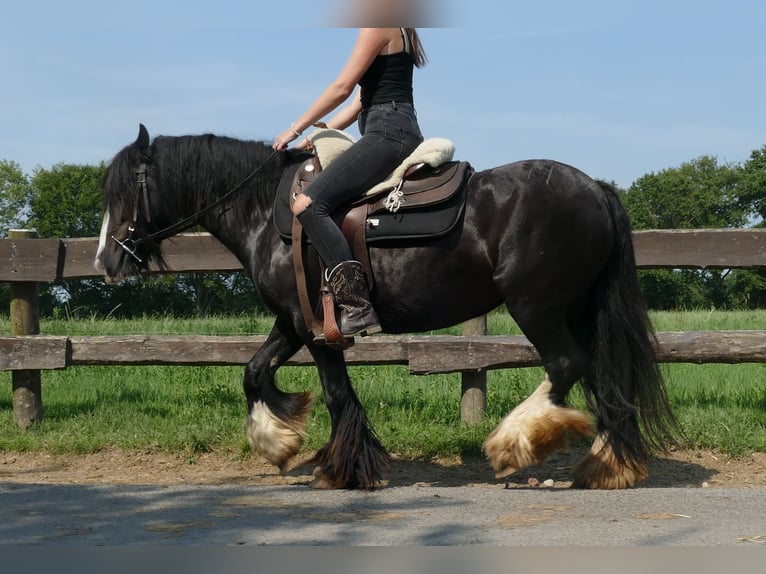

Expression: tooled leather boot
xmin=325 ymin=260 xmax=382 ymax=338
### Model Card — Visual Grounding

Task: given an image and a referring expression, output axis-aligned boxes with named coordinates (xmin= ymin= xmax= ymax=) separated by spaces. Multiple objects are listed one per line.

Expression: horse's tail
xmin=583 ymin=182 xmax=681 ymax=468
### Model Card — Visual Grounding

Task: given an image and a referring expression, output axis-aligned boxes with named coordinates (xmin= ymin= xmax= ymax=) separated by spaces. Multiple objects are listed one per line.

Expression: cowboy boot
xmin=325 ymin=260 xmax=382 ymax=338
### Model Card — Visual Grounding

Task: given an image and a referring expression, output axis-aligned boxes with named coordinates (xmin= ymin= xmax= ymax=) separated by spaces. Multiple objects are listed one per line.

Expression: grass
xmin=0 ymin=310 xmax=764 ymax=458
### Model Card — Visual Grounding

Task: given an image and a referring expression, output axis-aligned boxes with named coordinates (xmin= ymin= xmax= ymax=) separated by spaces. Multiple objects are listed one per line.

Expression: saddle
xmin=274 ymin=129 xmax=474 ymax=341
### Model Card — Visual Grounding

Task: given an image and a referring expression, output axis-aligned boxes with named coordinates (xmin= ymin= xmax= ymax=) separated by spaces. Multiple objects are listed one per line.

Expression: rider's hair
xmin=406 ymin=29 xmax=428 ymax=68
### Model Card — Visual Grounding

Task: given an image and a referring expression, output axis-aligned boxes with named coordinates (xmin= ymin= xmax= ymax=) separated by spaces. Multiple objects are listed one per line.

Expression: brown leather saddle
xmin=281 ymin=154 xmax=474 ymax=341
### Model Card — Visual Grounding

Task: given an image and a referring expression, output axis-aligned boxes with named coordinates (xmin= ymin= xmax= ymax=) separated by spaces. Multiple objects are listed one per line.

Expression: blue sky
xmin=1 ymin=1 xmax=764 ymax=189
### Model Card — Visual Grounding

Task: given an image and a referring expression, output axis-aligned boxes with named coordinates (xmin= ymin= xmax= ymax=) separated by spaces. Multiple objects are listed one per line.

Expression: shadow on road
xmin=379 ymin=447 xmax=717 ymax=489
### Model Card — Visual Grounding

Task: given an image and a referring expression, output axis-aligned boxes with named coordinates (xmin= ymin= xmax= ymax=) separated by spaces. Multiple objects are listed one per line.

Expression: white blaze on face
xmin=94 ymin=211 xmax=110 ymax=274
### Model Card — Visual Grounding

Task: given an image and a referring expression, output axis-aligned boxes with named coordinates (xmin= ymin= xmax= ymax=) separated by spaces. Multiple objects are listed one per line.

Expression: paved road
xmin=1 ymin=482 xmax=764 ymax=545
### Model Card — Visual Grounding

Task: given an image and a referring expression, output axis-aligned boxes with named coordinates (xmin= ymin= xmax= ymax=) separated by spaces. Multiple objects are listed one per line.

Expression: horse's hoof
xmin=571 ymin=433 xmax=648 ymax=489
xmin=309 ymin=476 xmax=337 ymax=490
xmin=309 ymin=467 xmax=340 ymax=490
xmin=308 ymin=466 xmax=370 ymax=490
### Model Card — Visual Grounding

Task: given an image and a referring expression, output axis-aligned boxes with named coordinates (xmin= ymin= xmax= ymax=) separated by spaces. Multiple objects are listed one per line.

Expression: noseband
xmin=110 ymin=149 xmax=280 ymax=264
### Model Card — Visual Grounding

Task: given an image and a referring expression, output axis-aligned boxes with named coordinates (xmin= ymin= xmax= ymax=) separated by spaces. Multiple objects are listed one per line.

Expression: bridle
xmin=110 ymin=161 xmax=152 ymax=263
xmin=111 ymin=149 xmax=280 ymax=264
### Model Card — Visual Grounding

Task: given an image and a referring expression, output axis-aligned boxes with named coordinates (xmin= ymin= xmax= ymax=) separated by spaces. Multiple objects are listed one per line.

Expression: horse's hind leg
xmin=244 ymin=317 xmax=314 ymax=473
xmin=572 ymin=431 xmax=649 ymax=489
xmin=307 ymin=344 xmax=390 ymax=490
xmin=484 ymin=309 xmax=595 ymax=478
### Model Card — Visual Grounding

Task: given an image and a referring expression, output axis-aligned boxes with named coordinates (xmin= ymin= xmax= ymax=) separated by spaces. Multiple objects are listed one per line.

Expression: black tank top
xmin=359 ymin=29 xmax=414 ymax=108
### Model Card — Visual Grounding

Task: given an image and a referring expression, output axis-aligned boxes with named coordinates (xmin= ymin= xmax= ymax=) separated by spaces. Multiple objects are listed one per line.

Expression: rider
xmin=273 ymin=28 xmax=426 ymax=338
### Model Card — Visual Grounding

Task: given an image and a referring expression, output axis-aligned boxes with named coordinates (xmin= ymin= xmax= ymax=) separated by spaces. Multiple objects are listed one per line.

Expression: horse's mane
xmin=152 ymin=134 xmax=285 ymax=216
xmin=104 ymin=133 xmax=295 ymax=233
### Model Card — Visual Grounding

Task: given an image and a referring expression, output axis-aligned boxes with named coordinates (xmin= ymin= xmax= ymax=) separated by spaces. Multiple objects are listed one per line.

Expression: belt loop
xmin=391 ymin=100 xmax=397 ymax=110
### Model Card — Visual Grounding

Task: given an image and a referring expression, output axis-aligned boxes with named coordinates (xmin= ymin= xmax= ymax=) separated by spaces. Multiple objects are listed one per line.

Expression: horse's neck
xmin=195 ymin=161 xmax=283 ymax=266
xmin=156 ymin=138 xmax=291 ymax=266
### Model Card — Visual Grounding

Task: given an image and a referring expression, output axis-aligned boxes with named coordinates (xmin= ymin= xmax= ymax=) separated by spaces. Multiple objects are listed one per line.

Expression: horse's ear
xmin=136 ymin=124 xmax=150 ymax=151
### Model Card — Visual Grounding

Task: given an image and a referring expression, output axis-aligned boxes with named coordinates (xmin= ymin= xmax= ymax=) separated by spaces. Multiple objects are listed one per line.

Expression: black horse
xmin=95 ymin=125 xmax=678 ymax=489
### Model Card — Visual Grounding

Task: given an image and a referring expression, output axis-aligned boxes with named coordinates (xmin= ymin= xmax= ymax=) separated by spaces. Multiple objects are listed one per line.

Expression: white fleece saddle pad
xmin=308 ymin=128 xmax=456 ymax=198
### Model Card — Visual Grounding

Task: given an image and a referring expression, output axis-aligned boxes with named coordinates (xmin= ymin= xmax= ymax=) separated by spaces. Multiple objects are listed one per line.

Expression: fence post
xmin=460 ymin=315 xmax=487 ymax=424
xmin=8 ymin=229 xmax=43 ymax=428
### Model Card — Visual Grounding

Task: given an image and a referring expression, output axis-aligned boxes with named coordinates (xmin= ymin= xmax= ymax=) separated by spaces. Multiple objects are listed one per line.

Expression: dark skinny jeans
xmin=297 ymin=101 xmax=423 ymax=270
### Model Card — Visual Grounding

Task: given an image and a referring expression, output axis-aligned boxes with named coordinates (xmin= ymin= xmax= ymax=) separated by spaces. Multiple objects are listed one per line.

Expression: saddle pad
xmin=309 ymin=128 xmax=356 ymax=166
xmin=308 ymin=128 xmax=455 ymax=198
xmin=366 ymin=138 xmax=455 ymax=197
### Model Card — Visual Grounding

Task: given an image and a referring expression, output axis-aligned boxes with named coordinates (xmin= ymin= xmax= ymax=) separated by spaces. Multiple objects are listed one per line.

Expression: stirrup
xmin=319 ymin=282 xmax=354 ymax=350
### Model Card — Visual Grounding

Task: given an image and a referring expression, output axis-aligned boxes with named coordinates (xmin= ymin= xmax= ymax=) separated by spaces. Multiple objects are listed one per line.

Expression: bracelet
xmin=290 ymin=123 xmax=302 ymax=137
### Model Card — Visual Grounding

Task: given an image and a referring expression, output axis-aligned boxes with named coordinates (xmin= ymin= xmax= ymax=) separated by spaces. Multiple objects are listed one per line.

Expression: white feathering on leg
xmin=572 ymin=432 xmax=648 ymax=489
xmin=484 ymin=376 xmax=594 ymax=478
xmin=247 ymin=401 xmax=306 ymax=473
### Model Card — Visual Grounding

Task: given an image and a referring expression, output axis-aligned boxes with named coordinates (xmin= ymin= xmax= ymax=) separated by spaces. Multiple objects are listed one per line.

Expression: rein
xmin=113 ymin=149 xmax=280 ymax=262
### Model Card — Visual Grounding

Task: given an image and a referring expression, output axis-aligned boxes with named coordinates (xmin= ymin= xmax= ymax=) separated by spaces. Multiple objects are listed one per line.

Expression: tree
xmin=0 ymin=159 xmax=31 ymax=237
xmin=0 ymin=160 xmax=33 ymax=313
xmin=28 ymin=163 xmax=106 ymax=238
xmin=24 ymin=163 xmax=107 ymax=316
xmin=635 ymin=269 xmax=708 ymax=310
xmin=739 ymin=144 xmax=766 ymax=225
xmin=174 ymin=271 xmax=267 ymax=318
xmin=623 ymin=156 xmax=745 ymax=230
xmin=623 ymin=156 xmax=746 ymax=310
xmin=725 ymin=269 xmax=766 ymax=308
xmin=729 ymin=145 xmax=766 ymax=307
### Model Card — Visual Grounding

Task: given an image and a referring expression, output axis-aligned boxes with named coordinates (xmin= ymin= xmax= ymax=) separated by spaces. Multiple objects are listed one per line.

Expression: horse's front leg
xmin=307 ymin=344 xmax=390 ymax=490
xmin=244 ymin=317 xmax=314 ymax=472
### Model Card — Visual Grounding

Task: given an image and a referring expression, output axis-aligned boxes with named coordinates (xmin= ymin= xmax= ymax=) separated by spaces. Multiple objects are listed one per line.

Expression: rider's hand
xmin=272 ymin=128 xmax=299 ymax=151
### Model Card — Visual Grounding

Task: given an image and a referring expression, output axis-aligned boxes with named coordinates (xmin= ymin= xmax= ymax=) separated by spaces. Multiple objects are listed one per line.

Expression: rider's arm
xmin=293 ymin=89 xmax=362 ymax=150
xmin=325 ymin=87 xmax=364 ymax=131
xmin=274 ymin=28 xmax=389 ymax=150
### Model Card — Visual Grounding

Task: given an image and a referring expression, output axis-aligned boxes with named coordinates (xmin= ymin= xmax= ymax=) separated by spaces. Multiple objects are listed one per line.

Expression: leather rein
xmin=112 ymin=150 xmax=280 ymax=263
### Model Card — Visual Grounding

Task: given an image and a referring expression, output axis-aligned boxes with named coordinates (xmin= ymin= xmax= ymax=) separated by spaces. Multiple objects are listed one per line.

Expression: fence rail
xmin=2 ymin=229 xmax=766 ymax=283
xmin=3 ymin=331 xmax=766 ymax=373
xmin=2 ymin=229 xmax=766 ymax=428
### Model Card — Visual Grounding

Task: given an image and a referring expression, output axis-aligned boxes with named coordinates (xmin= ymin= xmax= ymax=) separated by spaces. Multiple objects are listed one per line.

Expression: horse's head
xmin=95 ymin=124 xmax=165 ymax=283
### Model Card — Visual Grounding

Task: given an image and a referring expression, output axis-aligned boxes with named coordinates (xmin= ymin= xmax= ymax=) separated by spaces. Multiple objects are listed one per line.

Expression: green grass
xmin=0 ymin=311 xmax=764 ymax=458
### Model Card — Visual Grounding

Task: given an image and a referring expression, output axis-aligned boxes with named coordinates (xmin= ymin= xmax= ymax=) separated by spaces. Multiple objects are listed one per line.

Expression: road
xmin=1 ymin=481 xmax=764 ymax=545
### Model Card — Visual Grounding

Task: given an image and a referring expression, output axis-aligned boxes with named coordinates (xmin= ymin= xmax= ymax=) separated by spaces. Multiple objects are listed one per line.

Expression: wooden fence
xmin=2 ymin=228 xmax=766 ymax=428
